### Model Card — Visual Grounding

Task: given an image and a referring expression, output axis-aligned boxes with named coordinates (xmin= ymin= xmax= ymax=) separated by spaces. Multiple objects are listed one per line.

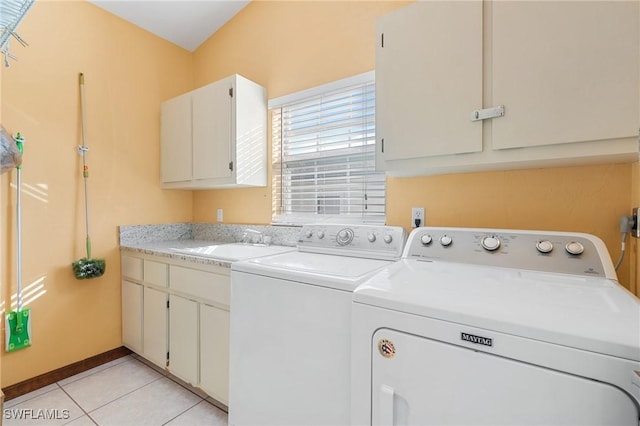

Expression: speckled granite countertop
xmin=120 ymin=239 xmax=234 ymax=267
xmin=119 ymin=223 xmax=301 ymax=268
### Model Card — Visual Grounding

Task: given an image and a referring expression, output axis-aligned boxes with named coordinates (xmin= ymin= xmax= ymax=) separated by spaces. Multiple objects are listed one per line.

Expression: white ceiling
xmin=88 ymin=0 xmax=251 ymax=52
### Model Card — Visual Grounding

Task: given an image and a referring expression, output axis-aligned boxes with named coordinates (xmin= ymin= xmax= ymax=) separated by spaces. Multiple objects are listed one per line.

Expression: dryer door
xmin=371 ymin=329 xmax=638 ymax=425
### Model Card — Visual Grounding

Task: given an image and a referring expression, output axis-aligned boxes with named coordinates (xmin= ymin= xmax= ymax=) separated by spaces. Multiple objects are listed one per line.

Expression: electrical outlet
xmin=412 ymin=207 xmax=425 ymax=228
xmin=633 ymin=207 xmax=639 ymax=238
xmin=217 ymin=208 xmax=223 ymax=223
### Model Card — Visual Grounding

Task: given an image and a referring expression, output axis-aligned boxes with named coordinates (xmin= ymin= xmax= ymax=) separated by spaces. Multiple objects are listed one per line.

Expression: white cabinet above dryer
xmin=376 ymin=1 xmax=639 ymax=177
xmin=160 ymin=74 xmax=267 ymax=189
xmin=375 ymin=0 xmax=483 ymax=165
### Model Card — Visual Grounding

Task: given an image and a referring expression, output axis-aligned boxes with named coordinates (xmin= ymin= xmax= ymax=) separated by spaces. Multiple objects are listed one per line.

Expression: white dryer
xmin=229 ymin=224 xmax=406 ymax=426
xmin=352 ymin=227 xmax=640 ymax=425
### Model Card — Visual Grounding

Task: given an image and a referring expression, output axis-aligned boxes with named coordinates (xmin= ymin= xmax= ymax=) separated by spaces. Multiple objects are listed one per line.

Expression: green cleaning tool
xmin=72 ymin=73 xmax=105 ymax=279
xmin=6 ymin=132 xmax=31 ymax=352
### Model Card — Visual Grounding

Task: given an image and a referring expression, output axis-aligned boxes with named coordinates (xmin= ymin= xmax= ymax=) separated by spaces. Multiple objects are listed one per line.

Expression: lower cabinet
xmin=200 ymin=303 xmax=230 ymax=404
xmin=121 ymin=253 xmax=230 ymax=405
xmin=121 ymin=280 xmax=143 ymax=354
xmin=143 ymin=287 xmax=169 ymax=368
xmin=168 ymin=294 xmax=199 ymax=385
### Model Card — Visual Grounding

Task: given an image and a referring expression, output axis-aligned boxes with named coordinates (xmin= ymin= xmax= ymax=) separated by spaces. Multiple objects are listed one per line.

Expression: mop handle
xmin=79 ymin=73 xmax=92 ymax=260
xmin=15 ymin=133 xmax=24 ymax=312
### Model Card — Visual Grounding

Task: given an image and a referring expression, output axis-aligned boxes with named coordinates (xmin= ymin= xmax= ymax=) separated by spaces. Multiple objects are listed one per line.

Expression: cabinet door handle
xmin=470 ymin=105 xmax=505 ymax=122
xmin=378 ymin=384 xmax=395 ymax=426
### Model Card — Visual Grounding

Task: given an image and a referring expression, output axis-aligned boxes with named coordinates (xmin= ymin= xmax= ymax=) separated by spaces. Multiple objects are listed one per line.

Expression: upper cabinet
xmin=491 ymin=1 xmax=639 ymax=150
xmin=161 ymin=74 xmax=267 ymax=189
xmin=376 ymin=0 xmax=483 ymax=167
xmin=376 ymin=1 xmax=639 ymax=176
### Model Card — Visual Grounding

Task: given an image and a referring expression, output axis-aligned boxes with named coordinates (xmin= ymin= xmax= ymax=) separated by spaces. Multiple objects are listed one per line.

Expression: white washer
xmin=229 ymin=224 xmax=406 ymax=426
xmin=352 ymin=227 xmax=640 ymax=425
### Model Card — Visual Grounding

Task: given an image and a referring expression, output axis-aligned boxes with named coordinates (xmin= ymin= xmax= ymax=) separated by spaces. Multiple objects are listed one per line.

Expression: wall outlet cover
xmin=412 ymin=207 xmax=425 ymax=228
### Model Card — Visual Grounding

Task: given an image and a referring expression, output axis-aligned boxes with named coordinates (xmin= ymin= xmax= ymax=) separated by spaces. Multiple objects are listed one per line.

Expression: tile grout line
xmin=81 ymin=374 xmax=167 ymax=415
xmin=126 ymin=356 xmax=229 ymax=421
xmin=57 ymin=357 xmax=137 ymax=424
xmin=59 ymin=357 xmax=165 ymax=422
xmin=57 ymin=356 xmax=133 ymax=388
xmin=164 ymin=374 xmax=208 ymax=400
xmin=129 ymin=356 xmax=212 ymax=403
xmin=57 ymin=383 xmax=97 ymax=426
xmin=160 ymin=399 xmax=205 ymax=426
xmin=130 ymin=359 xmax=229 ymax=413
xmin=2 ymin=385 xmax=58 ymax=410
xmin=127 ymin=357 xmax=231 ymax=421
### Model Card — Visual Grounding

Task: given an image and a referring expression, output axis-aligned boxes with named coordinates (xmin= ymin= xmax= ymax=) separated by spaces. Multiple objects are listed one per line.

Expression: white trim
xmin=268 ymin=70 xmax=375 ymax=109
xmin=272 ymin=213 xmax=385 ymax=227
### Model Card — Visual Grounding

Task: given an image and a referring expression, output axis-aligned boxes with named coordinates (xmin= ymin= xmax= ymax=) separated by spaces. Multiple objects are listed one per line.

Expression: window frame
xmin=269 ymin=71 xmax=386 ymax=226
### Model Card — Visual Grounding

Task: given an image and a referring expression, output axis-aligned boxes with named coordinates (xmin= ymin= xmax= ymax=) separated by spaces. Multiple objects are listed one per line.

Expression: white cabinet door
xmin=376 ymin=0 xmax=483 ymax=165
xmin=169 ymin=294 xmax=199 ymax=385
xmin=160 ymin=93 xmax=192 ymax=183
xmin=200 ymin=303 xmax=230 ymax=404
xmin=143 ymin=287 xmax=168 ymax=369
xmin=492 ymin=1 xmax=639 ymax=150
xmin=192 ymin=78 xmax=233 ymax=181
xmin=121 ymin=280 xmax=143 ymax=354
xmin=160 ymin=74 xmax=266 ymax=188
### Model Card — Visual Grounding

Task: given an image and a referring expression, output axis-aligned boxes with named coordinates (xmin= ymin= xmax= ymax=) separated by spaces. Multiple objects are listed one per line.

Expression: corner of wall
xmin=631 ymin=162 xmax=639 ymax=296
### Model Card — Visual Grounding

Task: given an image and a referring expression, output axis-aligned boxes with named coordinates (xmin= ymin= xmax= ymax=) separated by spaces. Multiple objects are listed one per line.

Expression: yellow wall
xmin=387 ymin=164 xmax=633 ymax=288
xmin=0 ymin=1 xmax=193 ymax=387
xmin=192 ymin=1 xmax=636 ymax=292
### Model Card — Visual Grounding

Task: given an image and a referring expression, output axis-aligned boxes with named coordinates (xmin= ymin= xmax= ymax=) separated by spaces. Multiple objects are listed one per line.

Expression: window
xmin=271 ymin=72 xmax=386 ymax=225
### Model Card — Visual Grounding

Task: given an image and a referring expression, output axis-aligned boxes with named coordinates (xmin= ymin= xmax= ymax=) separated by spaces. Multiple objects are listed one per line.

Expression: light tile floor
xmin=3 ymin=355 xmax=228 ymax=425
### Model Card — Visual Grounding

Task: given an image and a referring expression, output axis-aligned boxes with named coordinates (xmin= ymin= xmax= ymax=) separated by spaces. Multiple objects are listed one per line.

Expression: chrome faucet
xmin=242 ymin=228 xmax=265 ymax=245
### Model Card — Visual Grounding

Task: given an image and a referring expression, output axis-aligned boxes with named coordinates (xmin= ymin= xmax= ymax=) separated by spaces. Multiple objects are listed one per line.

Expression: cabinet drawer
xmin=121 ymin=256 xmax=143 ymax=281
xmin=170 ymin=266 xmax=229 ymax=307
xmin=144 ymin=260 xmax=168 ymax=287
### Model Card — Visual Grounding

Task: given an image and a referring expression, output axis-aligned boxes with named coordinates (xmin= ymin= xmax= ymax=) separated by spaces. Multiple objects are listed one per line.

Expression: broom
xmin=72 ymin=73 xmax=105 ymax=279
xmin=6 ymin=132 xmax=31 ymax=352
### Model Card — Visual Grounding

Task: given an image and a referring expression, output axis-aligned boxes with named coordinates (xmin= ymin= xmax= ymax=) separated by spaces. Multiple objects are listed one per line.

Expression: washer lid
xmin=354 ymin=259 xmax=640 ymax=361
xmin=232 ymin=251 xmax=392 ymax=291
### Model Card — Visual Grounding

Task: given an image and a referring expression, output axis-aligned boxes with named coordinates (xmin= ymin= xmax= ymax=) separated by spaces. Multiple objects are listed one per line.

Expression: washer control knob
xmin=440 ymin=235 xmax=453 ymax=247
xmin=565 ymin=241 xmax=584 ymax=256
xmin=383 ymin=234 xmax=393 ymax=244
xmin=420 ymin=234 xmax=433 ymax=246
xmin=305 ymin=229 xmax=313 ymax=238
xmin=368 ymin=233 xmax=376 ymax=243
xmin=536 ymin=240 xmax=553 ymax=254
xmin=317 ymin=231 xmax=325 ymax=239
xmin=481 ymin=235 xmax=501 ymax=251
xmin=337 ymin=228 xmax=354 ymax=245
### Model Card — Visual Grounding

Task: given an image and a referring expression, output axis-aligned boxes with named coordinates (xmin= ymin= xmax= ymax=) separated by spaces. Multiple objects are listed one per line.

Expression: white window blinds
xmin=271 ymin=73 xmax=386 ymax=225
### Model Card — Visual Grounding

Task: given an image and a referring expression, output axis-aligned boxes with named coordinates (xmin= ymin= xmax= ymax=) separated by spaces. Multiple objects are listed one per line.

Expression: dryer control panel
xmin=404 ymin=227 xmax=616 ymax=279
xmin=298 ymin=224 xmax=407 ymax=260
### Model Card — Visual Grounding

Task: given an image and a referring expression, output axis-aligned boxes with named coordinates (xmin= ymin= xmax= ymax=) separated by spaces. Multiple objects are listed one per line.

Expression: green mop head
xmin=72 ymin=257 xmax=106 ymax=279
xmin=5 ymin=308 xmax=31 ymax=352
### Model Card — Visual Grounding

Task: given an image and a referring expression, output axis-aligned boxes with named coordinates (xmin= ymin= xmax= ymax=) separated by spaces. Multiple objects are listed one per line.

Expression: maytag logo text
xmin=461 ymin=332 xmax=493 ymax=347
